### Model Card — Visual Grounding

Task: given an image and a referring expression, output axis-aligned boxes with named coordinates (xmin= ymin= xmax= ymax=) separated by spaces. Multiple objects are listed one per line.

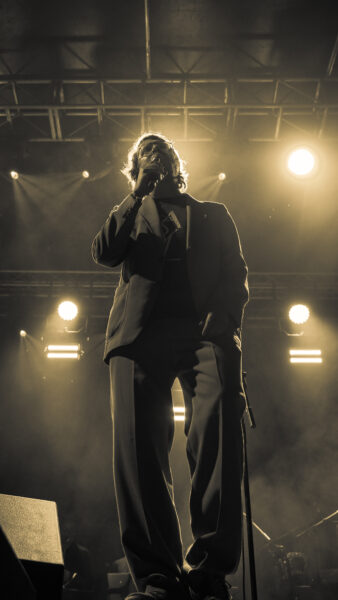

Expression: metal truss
xmin=0 ymin=271 xmax=336 ymax=325
xmin=0 ymin=0 xmax=337 ymax=144
xmin=0 ymin=75 xmax=337 ymax=143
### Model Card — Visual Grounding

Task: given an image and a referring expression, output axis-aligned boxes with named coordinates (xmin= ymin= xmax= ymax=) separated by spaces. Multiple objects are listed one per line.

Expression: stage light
xmin=289 ymin=349 xmax=322 ymax=364
xmin=45 ymin=344 xmax=81 ymax=359
xmin=174 ymin=406 xmax=185 ymax=422
xmin=82 ymin=170 xmax=90 ymax=179
xmin=290 ymin=358 xmax=322 ymax=364
xmin=288 ymin=304 xmax=310 ymax=325
xmin=287 ymin=148 xmax=316 ymax=177
xmin=10 ymin=170 xmax=19 ymax=180
xmin=47 ymin=352 xmax=79 ymax=359
xmin=19 ymin=330 xmax=27 ymax=337
xmin=218 ymin=172 xmax=226 ymax=181
xmin=47 ymin=344 xmax=80 ymax=351
xmin=58 ymin=301 xmax=78 ymax=321
xmin=289 ymin=349 xmax=321 ymax=356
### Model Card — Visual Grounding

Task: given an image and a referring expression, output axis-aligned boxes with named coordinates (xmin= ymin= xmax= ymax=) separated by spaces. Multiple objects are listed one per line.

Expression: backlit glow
xmin=287 ymin=148 xmax=315 ymax=176
xmin=288 ymin=304 xmax=310 ymax=324
xmin=47 ymin=352 xmax=79 ymax=359
xmin=289 ymin=349 xmax=322 ymax=364
xmin=45 ymin=343 xmax=81 ymax=359
xmin=289 ymin=349 xmax=321 ymax=356
xmin=289 ymin=357 xmax=322 ymax=364
xmin=174 ymin=406 xmax=185 ymax=422
xmin=58 ymin=301 xmax=78 ymax=321
xmin=47 ymin=344 xmax=80 ymax=351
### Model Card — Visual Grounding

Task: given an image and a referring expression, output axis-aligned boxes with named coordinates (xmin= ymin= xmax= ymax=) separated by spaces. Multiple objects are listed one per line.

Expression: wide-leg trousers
xmin=109 ymin=318 xmax=245 ymax=592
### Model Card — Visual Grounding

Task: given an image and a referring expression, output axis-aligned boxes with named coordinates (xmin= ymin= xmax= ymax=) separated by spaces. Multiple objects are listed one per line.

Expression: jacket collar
xmin=138 ymin=193 xmax=199 ymax=243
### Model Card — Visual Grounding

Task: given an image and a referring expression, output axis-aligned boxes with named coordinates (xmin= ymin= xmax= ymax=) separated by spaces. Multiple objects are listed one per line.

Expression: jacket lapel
xmin=137 ymin=193 xmax=219 ymax=316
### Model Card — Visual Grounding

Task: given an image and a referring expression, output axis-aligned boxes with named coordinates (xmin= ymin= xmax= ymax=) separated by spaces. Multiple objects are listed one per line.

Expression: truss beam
xmin=0 ymin=270 xmax=336 ymax=324
xmin=0 ymin=270 xmax=336 ymax=298
xmin=0 ymin=77 xmax=337 ymax=142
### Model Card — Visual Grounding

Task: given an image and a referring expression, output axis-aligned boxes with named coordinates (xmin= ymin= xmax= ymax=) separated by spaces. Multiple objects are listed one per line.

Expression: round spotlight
xmin=82 ymin=170 xmax=90 ymax=179
xmin=287 ymin=148 xmax=316 ymax=177
xmin=10 ymin=170 xmax=19 ymax=180
xmin=218 ymin=172 xmax=226 ymax=182
xmin=288 ymin=304 xmax=310 ymax=325
xmin=19 ymin=330 xmax=27 ymax=337
xmin=58 ymin=300 xmax=78 ymax=321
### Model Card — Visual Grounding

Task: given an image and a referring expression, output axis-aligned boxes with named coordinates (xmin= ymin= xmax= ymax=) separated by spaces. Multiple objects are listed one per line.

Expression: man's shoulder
xmin=184 ymin=194 xmax=229 ymax=214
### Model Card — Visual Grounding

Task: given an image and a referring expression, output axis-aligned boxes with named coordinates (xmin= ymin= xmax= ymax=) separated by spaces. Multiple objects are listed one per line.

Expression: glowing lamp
xmin=287 ymin=148 xmax=316 ymax=177
xmin=10 ymin=170 xmax=19 ymax=180
xmin=174 ymin=406 xmax=185 ymax=422
xmin=58 ymin=301 xmax=78 ymax=321
xmin=45 ymin=344 xmax=81 ymax=360
xmin=289 ymin=349 xmax=322 ymax=364
xmin=82 ymin=170 xmax=90 ymax=179
xmin=19 ymin=330 xmax=27 ymax=337
xmin=288 ymin=304 xmax=310 ymax=325
xmin=218 ymin=172 xmax=226 ymax=181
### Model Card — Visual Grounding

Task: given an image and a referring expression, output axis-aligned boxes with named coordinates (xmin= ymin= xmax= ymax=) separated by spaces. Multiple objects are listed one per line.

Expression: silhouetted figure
xmin=92 ymin=133 xmax=249 ymax=600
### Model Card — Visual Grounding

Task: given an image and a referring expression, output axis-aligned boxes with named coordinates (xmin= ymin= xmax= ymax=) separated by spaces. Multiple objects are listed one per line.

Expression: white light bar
xmin=174 ymin=406 xmax=185 ymax=421
xmin=47 ymin=352 xmax=79 ymax=359
xmin=289 ymin=349 xmax=322 ymax=356
xmin=289 ymin=348 xmax=322 ymax=364
xmin=47 ymin=344 xmax=80 ymax=351
xmin=290 ymin=357 xmax=323 ymax=364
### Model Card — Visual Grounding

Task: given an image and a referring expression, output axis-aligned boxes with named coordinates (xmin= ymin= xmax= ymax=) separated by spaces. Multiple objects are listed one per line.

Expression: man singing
xmin=92 ymin=133 xmax=249 ymax=600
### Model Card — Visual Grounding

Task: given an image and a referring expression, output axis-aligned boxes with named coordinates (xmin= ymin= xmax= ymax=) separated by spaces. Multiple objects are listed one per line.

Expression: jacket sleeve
xmin=219 ymin=204 xmax=249 ymax=327
xmin=91 ymin=194 xmax=142 ymax=267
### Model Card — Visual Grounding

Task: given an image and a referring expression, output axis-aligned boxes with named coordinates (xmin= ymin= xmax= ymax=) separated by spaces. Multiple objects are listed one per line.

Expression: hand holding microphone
xmin=133 ymin=155 xmax=167 ymax=199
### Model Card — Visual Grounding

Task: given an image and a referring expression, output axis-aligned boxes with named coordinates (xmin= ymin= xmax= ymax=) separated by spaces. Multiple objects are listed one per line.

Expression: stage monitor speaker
xmin=0 ymin=493 xmax=64 ymax=600
xmin=0 ymin=523 xmax=36 ymax=599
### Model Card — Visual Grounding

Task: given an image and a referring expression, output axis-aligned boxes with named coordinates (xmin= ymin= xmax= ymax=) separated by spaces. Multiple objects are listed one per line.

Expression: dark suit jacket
xmin=92 ymin=192 xmax=249 ymax=363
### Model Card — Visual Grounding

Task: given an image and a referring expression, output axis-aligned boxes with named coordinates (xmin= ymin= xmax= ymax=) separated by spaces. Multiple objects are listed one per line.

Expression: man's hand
xmin=133 ymin=156 xmax=167 ymax=199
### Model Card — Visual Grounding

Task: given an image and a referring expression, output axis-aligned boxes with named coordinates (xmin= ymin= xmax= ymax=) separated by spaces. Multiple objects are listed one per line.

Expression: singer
xmin=92 ymin=133 xmax=249 ymax=600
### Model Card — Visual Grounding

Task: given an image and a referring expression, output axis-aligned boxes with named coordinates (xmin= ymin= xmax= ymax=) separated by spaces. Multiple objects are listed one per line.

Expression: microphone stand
xmin=242 ymin=372 xmax=258 ymax=600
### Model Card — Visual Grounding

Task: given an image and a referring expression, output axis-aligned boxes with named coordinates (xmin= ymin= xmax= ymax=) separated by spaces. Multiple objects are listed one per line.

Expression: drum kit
xmin=251 ymin=509 xmax=338 ymax=600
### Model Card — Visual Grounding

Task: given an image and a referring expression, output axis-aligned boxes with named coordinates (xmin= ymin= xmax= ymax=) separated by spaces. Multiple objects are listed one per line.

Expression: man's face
xmin=137 ymin=137 xmax=174 ymax=175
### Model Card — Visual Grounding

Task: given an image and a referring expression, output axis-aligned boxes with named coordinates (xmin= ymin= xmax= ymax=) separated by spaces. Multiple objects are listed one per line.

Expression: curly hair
xmin=121 ymin=132 xmax=188 ymax=190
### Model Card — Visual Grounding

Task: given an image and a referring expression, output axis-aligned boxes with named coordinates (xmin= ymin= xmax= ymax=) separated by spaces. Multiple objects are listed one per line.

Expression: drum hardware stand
xmin=275 ymin=508 xmax=338 ymax=598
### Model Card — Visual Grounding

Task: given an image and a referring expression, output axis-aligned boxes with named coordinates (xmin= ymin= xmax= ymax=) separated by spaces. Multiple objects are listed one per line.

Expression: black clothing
xmin=91 ymin=192 xmax=248 ymax=363
xmin=92 ymin=190 xmax=248 ymax=592
xmin=109 ymin=319 xmax=244 ymax=591
xmin=152 ymin=198 xmax=197 ymax=319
